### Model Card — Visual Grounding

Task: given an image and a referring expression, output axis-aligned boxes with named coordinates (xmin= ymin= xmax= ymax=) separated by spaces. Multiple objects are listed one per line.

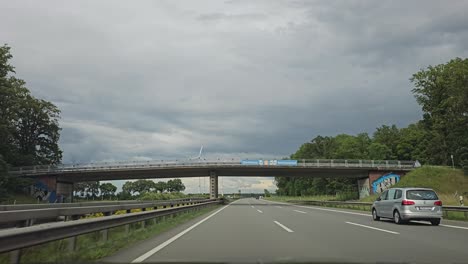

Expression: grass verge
xmin=0 ymin=204 xmax=221 ymax=264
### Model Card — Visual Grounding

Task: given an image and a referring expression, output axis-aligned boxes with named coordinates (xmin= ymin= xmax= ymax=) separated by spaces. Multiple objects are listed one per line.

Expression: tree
xmin=166 ymin=179 xmax=185 ymax=192
xmin=99 ymin=182 xmax=117 ymax=199
xmin=132 ymin=179 xmax=156 ymax=194
xmin=411 ymin=58 xmax=468 ymax=166
xmin=154 ymin=181 xmax=167 ymax=193
xmin=264 ymin=189 xmax=271 ymax=197
xmin=122 ymin=181 xmax=136 ymax=195
xmin=0 ymin=45 xmax=62 ymax=167
xmin=333 ymin=133 xmax=371 ymax=159
xmin=373 ymin=125 xmax=401 ymax=160
xmin=368 ymin=143 xmax=392 ymax=160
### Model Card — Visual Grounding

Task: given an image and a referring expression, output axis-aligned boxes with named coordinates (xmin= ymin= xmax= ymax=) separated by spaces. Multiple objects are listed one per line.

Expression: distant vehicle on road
xmin=372 ymin=187 xmax=442 ymax=225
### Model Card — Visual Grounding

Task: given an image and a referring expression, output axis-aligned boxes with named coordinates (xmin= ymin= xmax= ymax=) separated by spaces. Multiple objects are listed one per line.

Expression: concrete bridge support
xmin=56 ymin=181 xmax=74 ymax=203
xmin=209 ymin=171 xmax=218 ymax=199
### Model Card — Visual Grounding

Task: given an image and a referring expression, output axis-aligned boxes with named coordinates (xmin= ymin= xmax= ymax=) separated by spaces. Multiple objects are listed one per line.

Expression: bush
xmin=139 ymin=192 xmax=186 ymax=201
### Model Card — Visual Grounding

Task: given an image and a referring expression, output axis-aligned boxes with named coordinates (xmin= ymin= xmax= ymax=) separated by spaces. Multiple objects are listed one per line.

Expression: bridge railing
xmin=8 ymin=159 xmax=415 ymax=175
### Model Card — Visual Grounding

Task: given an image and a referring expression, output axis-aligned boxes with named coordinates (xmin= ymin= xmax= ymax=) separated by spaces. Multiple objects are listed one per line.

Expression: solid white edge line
xmin=131 ymin=203 xmax=231 ymax=263
xmin=293 ymin=210 xmax=307 ymax=214
xmin=345 ymin=221 xmax=399 ymax=234
xmin=274 ymin=220 xmax=294 ymax=232
xmin=440 ymin=224 xmax=468 ymax=230
xmin=257 ymin=209 xmax=263 ymax=213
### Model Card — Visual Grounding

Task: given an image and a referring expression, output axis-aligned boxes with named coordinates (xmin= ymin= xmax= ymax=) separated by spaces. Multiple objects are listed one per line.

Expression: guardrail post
xmin=331 ymin=160 xmax=334 ymax=167
xmin=371 ymin=160 xmax=374 ymax=167
xmin=345 ymin=160 xmax=348 ymax=167
xmin=101 ymin=229 xmax=108 ymax=241
xmin=386 ymin=160 xmax=389 ymax=168
xmin=359 ymin=160 xmax=362 ymax=167
xmin=10 ymin=250 xmax=21 ymax=264
xmin=398 ymin=161 xmax=401 ymax=168
xmin=316 ymin=159 xmax=319 ymax=167
xmin=67 ymin=236 xmax=77 ymax=252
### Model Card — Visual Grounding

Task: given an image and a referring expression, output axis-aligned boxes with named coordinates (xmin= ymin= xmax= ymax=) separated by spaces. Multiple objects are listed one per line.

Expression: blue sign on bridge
xmin=240 ymin=160 xmax=297 ymax=166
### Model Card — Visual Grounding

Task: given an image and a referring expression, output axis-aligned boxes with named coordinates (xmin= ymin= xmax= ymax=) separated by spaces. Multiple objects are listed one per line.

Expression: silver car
xmin=371 ymin=187 xmax=443 ymax=225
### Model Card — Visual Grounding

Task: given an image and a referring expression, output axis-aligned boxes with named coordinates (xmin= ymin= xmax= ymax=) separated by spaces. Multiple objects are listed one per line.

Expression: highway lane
xmin=104 ymin=198 xmax=468 ymax=263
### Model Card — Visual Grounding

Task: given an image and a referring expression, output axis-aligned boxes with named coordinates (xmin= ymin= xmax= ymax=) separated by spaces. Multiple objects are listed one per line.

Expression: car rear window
xmin=406 ymin=190 xmax=438 ymax=200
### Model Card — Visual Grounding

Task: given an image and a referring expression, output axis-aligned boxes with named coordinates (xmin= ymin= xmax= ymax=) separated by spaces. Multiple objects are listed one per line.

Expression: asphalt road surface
xmin=103 ymin=198 xmax=468 ymax=263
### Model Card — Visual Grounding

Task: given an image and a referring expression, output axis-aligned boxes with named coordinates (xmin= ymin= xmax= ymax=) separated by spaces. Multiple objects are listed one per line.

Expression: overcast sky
xmin=2 ymin=0 xmax=468 ymax=193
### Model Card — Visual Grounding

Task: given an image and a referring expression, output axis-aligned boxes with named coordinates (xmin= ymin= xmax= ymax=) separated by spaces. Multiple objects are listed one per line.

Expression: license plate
xmin=418 ymin=206 xmax=433 ymax=210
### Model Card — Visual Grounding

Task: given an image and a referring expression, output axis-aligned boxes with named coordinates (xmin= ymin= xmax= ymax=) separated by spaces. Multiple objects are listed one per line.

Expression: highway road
xmin=103 ymin=198 xmax=468 ymax=263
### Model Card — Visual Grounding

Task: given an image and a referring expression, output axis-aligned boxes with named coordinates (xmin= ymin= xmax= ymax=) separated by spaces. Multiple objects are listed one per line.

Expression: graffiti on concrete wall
xmin=372 ymin=173 xmax=400 ymax=194
xmin=33 ymin=181 xmax=56 ymax=203
xmin=358 ymin=178 xmax=370 ymax=199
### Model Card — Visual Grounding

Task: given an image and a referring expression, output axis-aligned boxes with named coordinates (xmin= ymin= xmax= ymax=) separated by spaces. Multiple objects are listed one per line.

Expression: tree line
xmin=74 ymin=179 xmax=186 ymax=200
xmin=276 ymin=58 xmax=468 ymax=197
xmin=1 ymin=45 xmax=62 ymax=201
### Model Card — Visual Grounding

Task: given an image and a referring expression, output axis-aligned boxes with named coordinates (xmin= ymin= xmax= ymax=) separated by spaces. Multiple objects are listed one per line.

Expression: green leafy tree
xmin=373 ymin=125 xmax=401 ymax=160
xmin=154 ymin=181 xmax=167 ymax=193
xmin=132 ymin=179 xmax=156 ymax=194
xmin=0 ymin=45 xmax=62 ymax=167
xmin=333 ymin=133 xmax=371 ymax=159
xmin=264 ymin=189 xmax=271 ymax=197
xmin=368 ymin=143 xmax=392 ymax=160
xmin=166 ymin=179 xmax=185 ymax=192
xmin=122 ymin=181 xmax=136 ymax=195
xmin=411 ymin=58 xmax=468 ymax=166
xmin=99 ymin=182 xmax=117 ymax=199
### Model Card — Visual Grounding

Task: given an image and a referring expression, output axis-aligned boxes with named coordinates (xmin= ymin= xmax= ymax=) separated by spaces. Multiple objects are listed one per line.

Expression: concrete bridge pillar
xmin=209 ymin=171 xmax=218 ymax=199
xmin=56 ymin=181 xmax=73 ymax=203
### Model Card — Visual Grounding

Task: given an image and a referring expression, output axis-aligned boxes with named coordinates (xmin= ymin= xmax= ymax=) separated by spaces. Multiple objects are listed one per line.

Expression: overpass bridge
xmin=9 ymin=159 xmax=415 ymax=202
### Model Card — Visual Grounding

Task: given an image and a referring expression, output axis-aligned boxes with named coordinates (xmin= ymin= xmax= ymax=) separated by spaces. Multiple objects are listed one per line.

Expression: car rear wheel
xmin=430 ymin=219 xmax=441 ymax=226
xmin=372 ymin=209 xmax=380 ymax=221
xmin=393 ymin=210 xmax=403 ymax=224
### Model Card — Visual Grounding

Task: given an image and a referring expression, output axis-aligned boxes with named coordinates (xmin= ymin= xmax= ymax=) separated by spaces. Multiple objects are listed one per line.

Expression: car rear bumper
xmin=400 ymin=210 xmax=442 ymax=220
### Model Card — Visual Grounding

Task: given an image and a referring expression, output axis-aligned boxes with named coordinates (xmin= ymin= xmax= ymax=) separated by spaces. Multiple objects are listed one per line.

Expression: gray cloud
xmin=2 ymin=0 xmax=468 ymax=191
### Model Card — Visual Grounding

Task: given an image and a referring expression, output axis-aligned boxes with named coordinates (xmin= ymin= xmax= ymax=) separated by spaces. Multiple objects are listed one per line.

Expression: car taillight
xmin=434 ymin=201 xmax=442 ymax=206
xmin=402 ymin=200 xmax=415 ymax=205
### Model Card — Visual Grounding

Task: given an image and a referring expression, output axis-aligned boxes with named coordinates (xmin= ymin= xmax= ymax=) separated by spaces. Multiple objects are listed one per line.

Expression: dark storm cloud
xmin=2 ymin=1 xmax=468 ymax=172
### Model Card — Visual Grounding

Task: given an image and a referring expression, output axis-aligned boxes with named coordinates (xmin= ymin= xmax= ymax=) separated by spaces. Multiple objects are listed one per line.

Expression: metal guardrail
xmin=0 ymin=198 xmax=213 ymax=226
xmin=287 ymin=200 xmax=468 ymax=216
xmin=0 ymin=199 xmax=223 ymax=254
xmin=0 ymin=197 xmax=207 ymax=211
xmin=8 ymin=159 xmax=416 ymax=176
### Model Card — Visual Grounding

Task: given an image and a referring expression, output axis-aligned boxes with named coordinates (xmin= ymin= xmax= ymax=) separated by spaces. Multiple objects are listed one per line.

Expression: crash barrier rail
xmin=9 ymin=159 xmax=416 ymax=175
xmin=0 ymin=199 xmax=223 ymax=263
xmin=0 ymin=197 xmax=207 ymax=211
xmin=0 ymin=198 xmax=214 ymax=227
xmin=287 ymin=200 xmax=468 ymax=219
